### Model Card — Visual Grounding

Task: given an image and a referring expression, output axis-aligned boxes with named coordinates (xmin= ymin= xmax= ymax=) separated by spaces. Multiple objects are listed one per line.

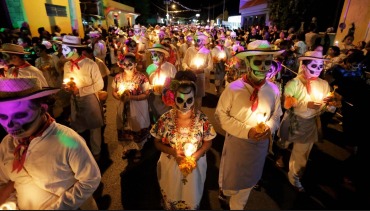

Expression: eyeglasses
xmin=253 ymin=60 xmax=272 ymax=66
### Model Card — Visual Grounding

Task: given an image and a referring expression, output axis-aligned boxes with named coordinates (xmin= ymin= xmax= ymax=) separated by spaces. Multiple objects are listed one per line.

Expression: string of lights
xmin=168 ymin=0 xmax=200 ymax=12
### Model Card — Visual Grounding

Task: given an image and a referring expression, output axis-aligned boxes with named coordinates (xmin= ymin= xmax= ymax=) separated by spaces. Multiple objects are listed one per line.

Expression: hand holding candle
xmin=63 ymin=77 xmax=78 ymax=95
xmin=177 ymin=141 xmax=197 ymax=184
xmin=193 ymin=57 xmax=204 ymax=69
xmin=255 ymin=112 xmax=267 ymax=133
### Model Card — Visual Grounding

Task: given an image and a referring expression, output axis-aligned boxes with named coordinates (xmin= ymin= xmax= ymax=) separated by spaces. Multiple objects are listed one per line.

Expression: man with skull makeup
xmin=61 ymin=35 xmax=105 ymax=161
xmin=150 ymin=71 xmax=216 ymax=210
xmin=0 ymin=43 xmax=48 ymax=87
xmin=182 ymin=31 xmax=213 ymax=111
xmin=211 ymin=34 xmax=231 ymax=96
xmin=277 ymin=51 xmax=336 ymax=192
xmin=146 ymin=44 xmax=177 ymax=123
xmin=215 ymin=40 xmax=284 ymax=210
xmin=0 ymin=77 xmax=101 ymax=210
xmin=112 ymin=53 xmax=151 ymax=162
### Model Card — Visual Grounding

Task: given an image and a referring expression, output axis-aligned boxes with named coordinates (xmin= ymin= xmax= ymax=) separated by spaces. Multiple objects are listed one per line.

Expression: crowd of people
xmin=0 ymin=19 xmax=369 ymax=210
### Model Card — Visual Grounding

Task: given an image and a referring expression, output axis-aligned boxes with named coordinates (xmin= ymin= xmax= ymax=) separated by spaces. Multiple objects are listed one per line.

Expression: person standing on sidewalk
xmin=215 ymin=40 xmax=284 ymax=209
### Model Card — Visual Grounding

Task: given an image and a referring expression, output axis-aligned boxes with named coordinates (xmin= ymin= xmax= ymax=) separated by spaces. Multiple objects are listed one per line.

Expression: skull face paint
xmin=247 ymin=55 xmax=273 ymax=80
xmin=0 ymin=101 xmax=42 ymax=139
xmin=304 ymin=60 xmax=324 ymax=78
xmin=62 ymin=44 xmax=75 ymax=59
xmin=175 ymin=87 xmax=195 ymax=114
xmin=119 ymin=57 xmax=136 ymax=72
xmin=150 ymin=52 xmax=164 ymax=66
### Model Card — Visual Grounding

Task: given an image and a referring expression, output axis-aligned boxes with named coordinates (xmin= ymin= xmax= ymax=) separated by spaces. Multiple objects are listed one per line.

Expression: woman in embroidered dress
xmin=150 ymin=71 xmax=216 ymax=210
xmin=112 ymin=53 xmax=151 ymax=162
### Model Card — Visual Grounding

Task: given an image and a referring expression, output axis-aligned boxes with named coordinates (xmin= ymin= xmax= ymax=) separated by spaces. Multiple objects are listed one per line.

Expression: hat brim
xmin=147 ymin=48 xmax=169 ymax=57
xmin=0 ymin=49 xmax=30 ymax=55
xmin=235 ymin=50 xmax=285 ymax=59
xmin=0 ymin=88 xmax=60 ymax=103
xmin=61 ymin=43 xmax=87 ymax=48
xmin=298 ymin=56 xmax=330 ymax=61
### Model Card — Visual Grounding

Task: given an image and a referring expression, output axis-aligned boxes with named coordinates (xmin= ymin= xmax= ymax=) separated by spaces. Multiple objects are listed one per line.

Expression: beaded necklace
xmin=172 ymin=109 xmax=197 ymax=149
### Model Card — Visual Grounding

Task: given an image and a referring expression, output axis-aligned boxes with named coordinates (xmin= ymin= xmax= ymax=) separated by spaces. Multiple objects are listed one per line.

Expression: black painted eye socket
xmin=253 ymin=60 xmax=272 ymax=66
xmin=176 ymin=97 xmax=184 ymax=104
xmin=186 ymin=97 xmax=193 ymax=104
xmin=120 ymin=62 xmax=133 ymax=67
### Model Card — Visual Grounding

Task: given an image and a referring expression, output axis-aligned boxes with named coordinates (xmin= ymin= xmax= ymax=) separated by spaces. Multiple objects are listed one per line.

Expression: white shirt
xmin=215 ymin=78 xmax=283 ymax=139
xmin=63 ymin=57 xmax=104 ymax=97
xmin=7 ymin=65 xmax=48 ymax=87
xmin=94 ymin=57 xmax=110 ymax=77
xmin=0 ymin=122 xmax=101 ymax=210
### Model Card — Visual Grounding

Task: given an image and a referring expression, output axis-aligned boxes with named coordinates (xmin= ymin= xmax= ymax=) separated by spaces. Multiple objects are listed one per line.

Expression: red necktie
xmin=242 ymin=74 xmax=266 ymax=112
xmin=70 ymin=56 xmax=86 ymax=71
xmin=12 ymin=62 xmax=31 ymax=77
xmin=12 ymin=113 xmax=55 ymax=173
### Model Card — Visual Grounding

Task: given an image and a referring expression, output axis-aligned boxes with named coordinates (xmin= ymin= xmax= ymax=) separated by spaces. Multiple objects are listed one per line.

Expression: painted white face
xmin=304 ymin=60 xmax=324 ymax=78
xmin=134 ymin=28 xmax=141 ymax=36
xmin=175 ymin=87 xmax=194 ymax=114
xmin=62 ymin=44 xmax=75 ymax=59
xmin=119 ymin=58 xmax=136 ymax=72
xmin=150 ymin=52 xmax=164 ymax=66
xmin=0 ymin=100 xmax=42 ymax=139
xmin=247 ymin=55 xmax=273 ymax=80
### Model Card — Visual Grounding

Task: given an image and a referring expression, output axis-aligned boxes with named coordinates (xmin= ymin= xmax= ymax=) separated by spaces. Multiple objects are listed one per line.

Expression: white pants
xmin=223 ymin=187 xmax=252 ymax=210
xmin=288 ymin=142 xmax=314 ymax=184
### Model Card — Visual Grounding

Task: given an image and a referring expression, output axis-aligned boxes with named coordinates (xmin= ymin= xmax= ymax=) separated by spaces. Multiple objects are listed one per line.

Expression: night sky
xmin=150 ymin=0 xmax=240 ymax=19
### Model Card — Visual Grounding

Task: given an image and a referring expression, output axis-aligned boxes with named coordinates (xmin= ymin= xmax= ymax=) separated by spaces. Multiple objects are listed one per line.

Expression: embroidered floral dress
xmin=112 ymin=71 xmax=150 ymax=151
xmin=150 ymin=109 xmax=216 ymax=210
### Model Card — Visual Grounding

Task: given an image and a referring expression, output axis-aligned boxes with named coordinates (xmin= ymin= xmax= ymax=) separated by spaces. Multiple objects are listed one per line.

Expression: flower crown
xmin=161 ymin=78 xmax=196 ymax=107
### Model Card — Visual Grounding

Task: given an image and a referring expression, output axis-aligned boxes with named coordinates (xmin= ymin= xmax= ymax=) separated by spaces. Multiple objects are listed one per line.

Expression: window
xmin=45 ymin=4 xmax=67 ymax=17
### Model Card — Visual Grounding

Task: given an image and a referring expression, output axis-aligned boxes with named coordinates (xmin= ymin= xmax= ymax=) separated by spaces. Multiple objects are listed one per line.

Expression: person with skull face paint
xmin=146 ymin=44 xmax=177 ymax=123
xmin=150 ymin=71 xmax=216 ymax=210
xmin=182 ymin=31 xmax=213 ymax=111
xmin=215 ymin=40 xmax=284 ymax=210
xmin=132 ymin=25 xmax=149 ymax=70
xmin=61 ymin=35 xmax=105 ymax=161
xmin=276 ymin=51 xmax=335 ymax=192
xmin=0 ymin=77 xmax=101 ymax=210
xmin=0 ymin=43 xmax=48 ymax=87
xmin=112 ymin=53 xmax=151 ymax=162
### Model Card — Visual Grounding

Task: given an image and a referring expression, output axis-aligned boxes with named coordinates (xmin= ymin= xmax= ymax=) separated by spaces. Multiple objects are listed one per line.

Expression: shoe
xmin=275 ymin=156 xmax=285 ymax=168
xmin=218 ymin=189 xmax=228 ymax=202
xmin=288 ymin=173 xmax=305 ymax=192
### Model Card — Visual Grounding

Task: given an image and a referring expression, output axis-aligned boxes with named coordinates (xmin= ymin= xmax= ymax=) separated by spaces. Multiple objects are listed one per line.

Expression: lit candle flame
xmin=183 ymin=142 xmax=196 ymax=157
xmin=194 ymin=58 xmax=204 ymax=69
xmin=312 ymin=89 xmax=323 ymax=103
xmin=117 ymin=83 xmax=127 ymax=96
xmin=219 ymin=52 xmax=226 ymax=60
xmin=0 ymin=202 xmax=16 ymax=210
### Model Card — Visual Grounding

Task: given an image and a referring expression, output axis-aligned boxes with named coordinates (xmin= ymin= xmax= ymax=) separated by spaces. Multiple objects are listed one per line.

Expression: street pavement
xmin=93 ymin=75 xmax=368 ymax=210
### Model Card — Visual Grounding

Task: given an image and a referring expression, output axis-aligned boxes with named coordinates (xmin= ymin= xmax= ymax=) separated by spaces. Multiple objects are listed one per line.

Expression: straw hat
xmin=147 ymin=44 xmax=169 ymax=57
xmin=61 ymin=35 xmax=87 ymax=48
xmin=0 ymin=77 xmax=59 ymax=103
xmin=235 ymin=40 xmax=284 ymax=59
xmin=298 ymin=51 xmax=329 ymax=61
xmin=0 ymin=43 xmax=30 ymax=55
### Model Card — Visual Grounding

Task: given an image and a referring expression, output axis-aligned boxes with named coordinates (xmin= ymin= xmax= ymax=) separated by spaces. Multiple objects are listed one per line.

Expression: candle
xmin=152 ymin=74 xmax=167 ymax=94
xmin=312 ymin=88 xmax=323 ymax=103
xmin=255 ymin=112 xmax=267 ymax=133
xmin=334 ymin=41 xmax=339 ymax=46
xmin=117 ymin=83 xmax=127 ymax=96
xmin=0 ymin=202 xmax=16 ymax=210
xmin=193 ymin=57 xmax=204 ymax=69
xmin=218 ymin=52 xmax=226 ymax=61
xmin=183 ymin=142 xmax=196 ymax=157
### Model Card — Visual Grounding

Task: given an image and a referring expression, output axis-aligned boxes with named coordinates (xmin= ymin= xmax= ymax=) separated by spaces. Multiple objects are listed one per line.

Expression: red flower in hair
xmin=162 ymin=89 xmax=175 ymax=107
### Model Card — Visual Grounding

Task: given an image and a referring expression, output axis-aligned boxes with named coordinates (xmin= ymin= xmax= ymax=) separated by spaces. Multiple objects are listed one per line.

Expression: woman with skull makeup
xmin=276 ymin=51 xmax=338 ymax=192
xmin=146 ymin=44 xmax=177 ymax=124
xmin=123 ymin=38 xmax=146 ymax=75
xmin=112 ymin=53 xmax=151 ymax=162
xmin=215 ymin=40 xmax=284 ymax=210
xmin=150 ymin=70 xmax=216 ymax=210
xmin=0 ymin=77 xmax=101 ymax=210
xmin=182 ymin=31 xmax=213 ymax=111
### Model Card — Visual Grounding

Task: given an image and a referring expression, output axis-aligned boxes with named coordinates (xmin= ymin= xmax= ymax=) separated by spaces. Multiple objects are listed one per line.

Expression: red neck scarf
xmin=300 ymin=75 xmax=318 ymax=94
xmin=12 ymin=113 xmax=55 ymax=173
xmin=242 ymin=74 xmax=266 ymax=112
xmin=12 ymin=62 xmax=31 ymax=77
xmin=70 ymin=56 xmax=85 ymax=71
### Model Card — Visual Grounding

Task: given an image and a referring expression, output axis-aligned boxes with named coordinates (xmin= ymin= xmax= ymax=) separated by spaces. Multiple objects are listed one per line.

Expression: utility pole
xmin=164 ymin=0 xmax=170 ymax=25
